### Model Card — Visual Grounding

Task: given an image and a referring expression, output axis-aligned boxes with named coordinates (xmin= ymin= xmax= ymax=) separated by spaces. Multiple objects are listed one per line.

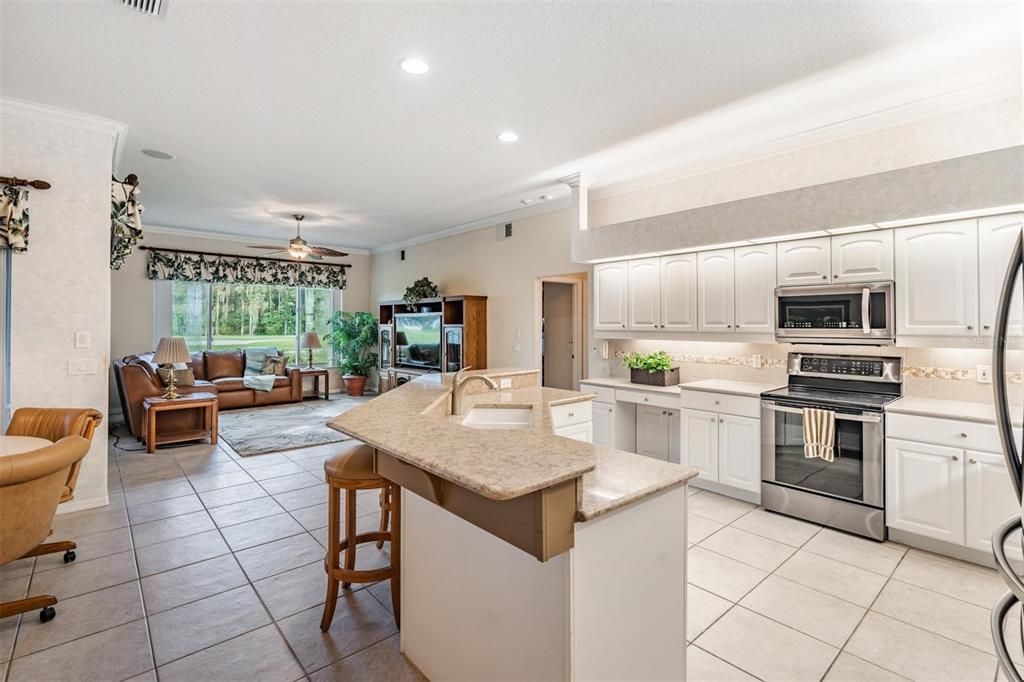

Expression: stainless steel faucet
xmin=451 ymin=366 xmax=498 ymax=415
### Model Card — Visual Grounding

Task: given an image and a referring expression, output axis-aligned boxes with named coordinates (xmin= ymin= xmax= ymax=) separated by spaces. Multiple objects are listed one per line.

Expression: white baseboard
xmin=57 ymin=493 xmax=111 ymax=515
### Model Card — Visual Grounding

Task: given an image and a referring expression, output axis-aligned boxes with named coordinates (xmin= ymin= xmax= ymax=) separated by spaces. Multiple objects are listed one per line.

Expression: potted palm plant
xmin=326 ymin=311 xmax=379 ymax=396
xmin=622 ymin=350 xmax=680 ymax=387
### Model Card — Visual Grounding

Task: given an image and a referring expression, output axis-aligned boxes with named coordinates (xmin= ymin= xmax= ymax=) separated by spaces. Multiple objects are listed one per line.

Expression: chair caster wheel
xmin=63 ymin=550 xmax=76 ymax=563
xmin=39 ymin=607 xmax=56 ymax=623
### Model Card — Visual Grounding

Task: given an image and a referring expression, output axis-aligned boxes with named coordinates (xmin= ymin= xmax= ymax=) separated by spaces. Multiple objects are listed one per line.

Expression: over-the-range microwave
xmin=774 ymin=281 xmax=895 ymax=345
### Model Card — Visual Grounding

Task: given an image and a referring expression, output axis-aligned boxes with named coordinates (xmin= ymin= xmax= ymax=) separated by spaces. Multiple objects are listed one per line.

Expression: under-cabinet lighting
xmin=748 ymin=230 xmax=829 ymax=244
xmin=876 ymin=205 xmax=1024 ymax=228
xmin=825 ymin=224 xmax=880 ymax=235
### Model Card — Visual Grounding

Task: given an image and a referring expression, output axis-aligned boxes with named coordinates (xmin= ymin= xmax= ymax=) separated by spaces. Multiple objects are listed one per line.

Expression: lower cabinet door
xmin=717 ymin=414 xmax=761 ymax=493
xmin=554 ymin=422 xmax=593 ymax=443
xmin=965 ymin=450 xmax=1023 ymax=560
xmin=636 ymin=405 xmax=670 ymax=461
xmin=681 ymin=409 xmax=719 ymax=482
xmin=885 ymin=438 xmax=965 ymax=544
xmin=592 ymin=401 xmax=614 ymax=448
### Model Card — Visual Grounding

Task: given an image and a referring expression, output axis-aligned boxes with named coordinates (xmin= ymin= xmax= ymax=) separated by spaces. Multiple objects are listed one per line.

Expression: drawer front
xmin=550 ymin=400 xmax=593 ymax=429
xmin=680 ymin=390 xmax=759 ymax=419
xmin=616 ymin=389 xmax=679 ymax=411
xmin=886 ymin=413 xmax=1002 ymax=453
xmin=579 ymin=383 xmax=616 ymax=404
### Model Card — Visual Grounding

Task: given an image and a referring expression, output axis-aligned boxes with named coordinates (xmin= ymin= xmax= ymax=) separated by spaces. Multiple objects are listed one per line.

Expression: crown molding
xmin=0 ymin=97 xmax=130 ymax=172
xmin=142 ymin=223 xmax=372 ymax=256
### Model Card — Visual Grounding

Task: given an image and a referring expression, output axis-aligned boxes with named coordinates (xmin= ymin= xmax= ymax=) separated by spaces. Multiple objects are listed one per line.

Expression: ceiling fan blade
xmin=258 ymin=250 xmax=289 ymax=257
xmin=310 ymin=246 xmax=349 ymax=257
xmin=307 ymin=253 xmax=324 ymax=261
xmin=248 ymin=245 xmax=287 ymax=250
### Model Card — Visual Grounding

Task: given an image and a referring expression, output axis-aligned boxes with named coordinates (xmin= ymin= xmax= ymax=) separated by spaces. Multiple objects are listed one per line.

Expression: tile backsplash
xmin=598 ymin=339 xmax=1024 ymax=405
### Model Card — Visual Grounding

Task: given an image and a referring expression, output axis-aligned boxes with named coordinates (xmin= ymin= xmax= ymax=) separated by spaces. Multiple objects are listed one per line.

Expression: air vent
xmin=121 ymin=0 xmax=163 ymax=16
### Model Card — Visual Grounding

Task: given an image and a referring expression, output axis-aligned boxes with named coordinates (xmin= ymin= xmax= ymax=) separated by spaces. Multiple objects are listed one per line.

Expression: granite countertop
xmin=680 ymin=379 xmax=782 ymax=398
xmin=886 ymin=396 xmax=1024 ymax=426
xmin=579 ymin=376 xmax=685 ymax=396
xmin=327 ymin=368 xmax=697 ymax=520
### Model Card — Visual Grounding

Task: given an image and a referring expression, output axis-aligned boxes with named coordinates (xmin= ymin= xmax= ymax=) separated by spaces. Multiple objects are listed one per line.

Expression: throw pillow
xmin=262 ymin=354 xmax=288 ymax=376
xmin=244 ymin=350 xmax=271 ymax=376
xmin=157 ymin=366 xmax=196 ymax=386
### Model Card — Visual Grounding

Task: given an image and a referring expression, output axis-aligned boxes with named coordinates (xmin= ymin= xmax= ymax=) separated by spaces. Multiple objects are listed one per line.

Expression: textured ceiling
xmin=1 ymin=2 xmax=1018 ymax=250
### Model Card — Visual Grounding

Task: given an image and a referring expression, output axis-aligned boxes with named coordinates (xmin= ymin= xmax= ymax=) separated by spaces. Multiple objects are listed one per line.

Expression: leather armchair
xmin=6 ymin=407 xmax=103 ymax=502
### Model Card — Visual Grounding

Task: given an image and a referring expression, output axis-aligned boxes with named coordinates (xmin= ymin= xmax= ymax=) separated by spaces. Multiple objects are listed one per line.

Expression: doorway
xmin=536 ymin=274 xmax=587 ymax=390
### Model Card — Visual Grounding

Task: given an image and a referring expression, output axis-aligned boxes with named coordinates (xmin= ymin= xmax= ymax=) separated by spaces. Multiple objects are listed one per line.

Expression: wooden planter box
xmin=630 ymin=367 xmax=680 ymax=387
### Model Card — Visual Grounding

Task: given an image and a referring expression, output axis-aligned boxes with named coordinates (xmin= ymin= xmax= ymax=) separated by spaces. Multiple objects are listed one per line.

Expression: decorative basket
xmin=630 ymin=366 xmax=680 ymax=387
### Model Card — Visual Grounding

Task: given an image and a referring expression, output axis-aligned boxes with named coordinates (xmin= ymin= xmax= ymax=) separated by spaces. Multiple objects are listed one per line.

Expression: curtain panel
xmin=146 ymin=248 xmax=348 ymax=289
xmin=0 ymin=185 xmax=30 ymax=253
xmin=111 ymin=180 xmax=144 ymax=269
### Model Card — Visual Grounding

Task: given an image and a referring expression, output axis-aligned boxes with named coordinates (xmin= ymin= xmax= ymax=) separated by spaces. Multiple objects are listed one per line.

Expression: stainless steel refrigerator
xmin=992 ymin=229 xmax=1024 ymax=682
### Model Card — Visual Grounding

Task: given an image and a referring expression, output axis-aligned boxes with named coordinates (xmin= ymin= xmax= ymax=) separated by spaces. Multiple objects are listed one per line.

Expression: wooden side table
xmin=143 ymin=392 xmax=218 ymax=454
xmin=300 ymin=367 xmax=330 ymax=400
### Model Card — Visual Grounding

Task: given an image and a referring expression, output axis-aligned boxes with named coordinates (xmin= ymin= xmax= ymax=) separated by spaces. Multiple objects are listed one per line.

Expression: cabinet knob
xmin=727 ymin=324 xmax=732 ymax=328
xmin=568 ymin=412 xmax=574 ymax=418
xmin=969 ymin=458 xmax=977 ymax=464
xmin=833 ymin=274 xmax=839 ymax=278
xmin=644 ymin=397 xmax=649 ymax=402
xmin=719 ymin=418 xmax=724 ymax=423
xmin=960 ymin=432 xmax=968 ymax=438
xmin=622 ymin=324 xmax=626 ymax=328
xmin=967 ymin=325 xmax=974 ymax=331
xmin=710 ymin=417 xmax=716 ymax=422
xmin=984 ymin=325 xmax=991 ymax=330
xmin=821 ymin=275 xmax=827 ymax=280
xmin=952 ymin=455 xmax=959 ymax=461
xmin=714 ymin=400 xmax=720 ymax=405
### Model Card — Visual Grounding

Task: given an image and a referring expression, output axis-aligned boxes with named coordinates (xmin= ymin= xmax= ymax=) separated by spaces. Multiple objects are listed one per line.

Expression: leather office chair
xmin=0 ymin=436 xmax=91 ymax=622
xmin=6 ymin=408 xmax=103 ymax=563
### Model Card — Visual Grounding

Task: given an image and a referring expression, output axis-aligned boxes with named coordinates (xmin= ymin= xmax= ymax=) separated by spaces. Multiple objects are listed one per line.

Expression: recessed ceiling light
xmin=141 ymin=148 xmax=174 ymax=160
xmin=497 ymin=131 xmax=519 ymax=143
xmin=400 ymin=58 xmax=429 ymax=74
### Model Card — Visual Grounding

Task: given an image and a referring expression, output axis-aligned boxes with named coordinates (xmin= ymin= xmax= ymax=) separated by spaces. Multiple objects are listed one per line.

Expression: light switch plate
xmin=751 ymin=354 xmax=763 ymax=369
xmin=68 ymin=358 xmax=98 ymax=375
xmin=977 ymin=365 xmax=992 ymax=384
xmin=74 ymin=331 xmax=91 ymax=349
xmin=499 ymin=378 xmax=513 ymax=389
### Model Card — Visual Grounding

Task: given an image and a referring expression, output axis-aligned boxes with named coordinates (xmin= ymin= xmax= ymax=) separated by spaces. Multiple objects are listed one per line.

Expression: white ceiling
xmin=1 ymin=2 xmax=1019 ymax=251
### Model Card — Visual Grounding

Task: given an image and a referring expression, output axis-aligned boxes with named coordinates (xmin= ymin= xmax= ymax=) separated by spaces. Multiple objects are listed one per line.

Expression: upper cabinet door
xmin=660 ymin=254 xmax=698 ymax=332
xmin=777 ymin=237 xmax=831 ymax=286
xmin=831 ymin=230 xmax=894 ymax=283
xmin=627 ymin=258 xmax=661 ymax=330
xmin=593 ymin=262 xmax=628 ymax=331
xmin=698 ymin=249 xmax=735 ymax=332
xmin=734 ymin=244 xmax=776 ymax=333
xmin=979 ymin=213 xmax=1024 ymax=337
xmin=895 ymin=219 xmax=979 ymax=336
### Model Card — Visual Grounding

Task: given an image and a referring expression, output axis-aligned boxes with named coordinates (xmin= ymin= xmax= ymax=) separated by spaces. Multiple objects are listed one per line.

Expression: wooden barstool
xmin=320 ymin=442 xmax=400 ymax=631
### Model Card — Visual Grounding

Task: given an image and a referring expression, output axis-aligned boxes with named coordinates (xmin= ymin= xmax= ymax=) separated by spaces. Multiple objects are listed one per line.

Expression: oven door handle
xmin=862 ymin=287 xmax=871 ymax=334
xmin=761 ymin=401 xmax=882 ymax=423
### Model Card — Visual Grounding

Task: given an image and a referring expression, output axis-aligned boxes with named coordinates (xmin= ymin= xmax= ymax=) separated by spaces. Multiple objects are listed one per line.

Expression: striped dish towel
xmin=803 ymin=408 xmax=836 ymax=462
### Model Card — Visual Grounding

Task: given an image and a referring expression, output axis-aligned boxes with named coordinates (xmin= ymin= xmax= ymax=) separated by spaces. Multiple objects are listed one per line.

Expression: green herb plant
xmin=621 ymin=350 xmax=673 ymax=373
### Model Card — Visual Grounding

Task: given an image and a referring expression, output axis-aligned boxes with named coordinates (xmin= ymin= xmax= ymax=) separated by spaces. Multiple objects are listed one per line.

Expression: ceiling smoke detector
xmin=121 ymin=0 xmax=164 ymax=15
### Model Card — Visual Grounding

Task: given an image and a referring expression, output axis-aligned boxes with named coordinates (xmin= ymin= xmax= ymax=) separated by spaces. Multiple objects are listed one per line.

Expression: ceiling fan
xmin=248 ymin=214 xmax=348 ymax=260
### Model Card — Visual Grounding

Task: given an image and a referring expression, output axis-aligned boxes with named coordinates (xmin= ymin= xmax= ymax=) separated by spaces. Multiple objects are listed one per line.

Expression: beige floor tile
xmin=688 ymin=546 xmax=768 ymax=601
xmin=234 ymin=532 xmax=324 ymax=581
xmin=123 ymin=480 xmax=194 ymax=506
xmin=175 ymin=456 xmax=240 ymax=477
xmin=846 ymin=612 xmax=997 ymax=681
xmin=278 ymin=589 xmax=398 ymax=673
xmin=258 ymin=471 xmax=324 ymax=495
xmin=274 ymin=485 xmax=330 ymax=511
xmin=1 ymin=558 xmax=35 ymax=580
xmin=122 ymin=670 xmax=158 ymax=682
xmin=290 ymin=503 xmax=329 ymax=531
xmin=688 ymin=492 xmax=756 ymax=524
xmin=688 ymin=585 xmax=733 ymax=642
xmin=131 ymin=510 xmax=215 ymax=548
xmin=148 ymin=585 xmax=271 ymax=666
xmin=51 ymin=505 xmax=129 ymax=539
xmin=701 ymin=526 xmax=797 ymax=572
xmin=29 ymin=550 xmax=138 ymax=600
xmin=236 ymin=452 xmax=294 ymax=470
xmin=775 ymin=550 xmax=887 ymax=607
xmin=141 ymin=554 xmax=248 ymax=614
xmin=36 ymin=526 xmax=134 ymax=571
xmin=220 ymin=511 xmax=306 ymax=551
xmin=136 ymin=529 xmax=230 ymax=577
xmin=0 ymin=574 xmax=27 ymax=606
xmin=892 ymin=549 xmax=1007 ymax=609
xmin=249 ymin=461 xmax=306 ymax=480
xmin=731 ymin=508 xmax=821 ymax=547
xmin=13 ymin=582 xmax=145 ymax=658
xmin=309 ymin=512 xmax=384 ymax=549
xmin=740 ymin=575 xmax=865 ymax=647
xmin=696 ymin=607 xmax=838 ymax=681
xmin=197 ymin=482 xmax=267 ymax=508
xmin=803 ymin=529 xmax=907 ymax=576
xmin=873 ymin=579 xmax=997 ymax=658
xmin=689 ymin=513 xmax=726 ymax=544
xmin=7 ymin=619 xmax=152 ymax=682
xmin=824 ymin=652 xmax=909 ymax=681
xmin=253 ymin=561 xmax=331 ymax=620
xmin=189 ymin=470 xmax=255 ymax=493
xmin=309 ymin=634 xmax=426 ymax=682
xmin=686 ymin=645 xmax=758 ymax=681
xmin=127 ymin=493 xmax=204 ymax=525
xmin=208 ymin=495 xmax=286 ymax=528
xmin=157 ymin=624 xmax=304 ymax=682
xmin=0 ymin=616 xmax=18 ymax=664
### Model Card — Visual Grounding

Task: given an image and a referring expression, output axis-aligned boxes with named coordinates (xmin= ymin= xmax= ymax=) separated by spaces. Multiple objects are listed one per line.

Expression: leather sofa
xmin=113 ymin=349 xmax=302 ymax=441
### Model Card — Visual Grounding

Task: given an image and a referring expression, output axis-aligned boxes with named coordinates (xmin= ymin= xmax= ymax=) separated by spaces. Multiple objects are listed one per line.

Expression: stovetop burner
xmin=760 ymin=385 xmax=900 ymax=411
xmin=760 ymin=352 xmax=903 ymax=411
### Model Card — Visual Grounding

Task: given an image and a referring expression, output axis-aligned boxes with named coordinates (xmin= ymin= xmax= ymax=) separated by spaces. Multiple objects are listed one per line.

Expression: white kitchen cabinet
xmin=627 ymin=258 xmax=661 ymax=330
xmin=717 ymin=414 xmax=761 ymax=494
xmin=895 ymin=219 xmax=979 ymax=336
xmin=697 ymin=249 xmax=735 ymax=332
xmin=681 ymin=409 xmax=719 ymax=481
xmin=593 ymin=262 xmax=629 ymax=331
xmin=885 ymin=438 xmax=965 ymax=544
xmin=555 ymin=422 xmax=593 ymax=443
xmin=965 ymin=450 xmax=1022 ymax=560
xmin=733 ymin=244 xmax=776 ymax=333
xmin=636 ymin=405 xmax=671 ymax=461
xmin=660 ymin=254 xmax=698 ymax=332
xmin=831 ymin=230 xmax=894 ymax=283
xmin=592 ymin=401 xmax=614 ymax=448
xmin=979 ymin=213 xmax=1024 ymax=336
xmin=777 ymin=237 xmax=831 ymax=286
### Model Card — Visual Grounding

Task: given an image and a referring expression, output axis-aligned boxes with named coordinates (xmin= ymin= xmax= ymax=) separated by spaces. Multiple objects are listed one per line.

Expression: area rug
xmin=218 ymin=396 xmax=371 ymax=456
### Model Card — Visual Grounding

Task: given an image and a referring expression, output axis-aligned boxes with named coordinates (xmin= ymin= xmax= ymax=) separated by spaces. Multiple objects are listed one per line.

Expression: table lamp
xmin=154 ymin=336 xmax=191 ymax=399
xmin=301 ymin=331 xmax=321 ymax=369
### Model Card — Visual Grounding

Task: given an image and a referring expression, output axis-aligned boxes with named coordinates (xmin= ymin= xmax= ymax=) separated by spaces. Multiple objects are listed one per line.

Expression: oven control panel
xmin=798 ymin=355 xmax=883 ymax=378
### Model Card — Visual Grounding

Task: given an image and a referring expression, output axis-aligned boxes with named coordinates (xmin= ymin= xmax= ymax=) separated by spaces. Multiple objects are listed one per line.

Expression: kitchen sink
xmin=460 ymin=407 xmax=533 ymax=430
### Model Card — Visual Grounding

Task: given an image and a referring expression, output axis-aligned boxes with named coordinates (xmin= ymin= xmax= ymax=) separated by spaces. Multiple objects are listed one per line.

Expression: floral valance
xmin=111 ymin=178 xmax=144 ymax=270
xmin=146 ymin=248 xmax=348 ymax=289
xmin=1 ymin=184 xmax=30 ymax=252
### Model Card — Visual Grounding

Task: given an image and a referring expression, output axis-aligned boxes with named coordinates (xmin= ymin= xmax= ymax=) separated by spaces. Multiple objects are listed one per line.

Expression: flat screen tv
xmin=395 ymin=312 xmax=442 ymax=369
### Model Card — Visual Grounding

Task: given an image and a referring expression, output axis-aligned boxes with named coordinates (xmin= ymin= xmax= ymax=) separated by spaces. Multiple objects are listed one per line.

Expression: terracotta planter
xmin=343 ymin=375 xmax=368 ymax=396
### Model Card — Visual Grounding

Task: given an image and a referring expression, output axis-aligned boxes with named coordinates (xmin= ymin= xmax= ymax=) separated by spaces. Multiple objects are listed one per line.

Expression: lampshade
xmin=301 ymin=331 xmax=322 ymax=349
xmin=154 ymin=336 xmax=191 ymax=365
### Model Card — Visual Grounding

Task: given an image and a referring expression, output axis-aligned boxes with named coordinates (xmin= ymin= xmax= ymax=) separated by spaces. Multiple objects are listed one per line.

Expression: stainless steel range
xmin=760 ymin=352 xmax=902 ymax=541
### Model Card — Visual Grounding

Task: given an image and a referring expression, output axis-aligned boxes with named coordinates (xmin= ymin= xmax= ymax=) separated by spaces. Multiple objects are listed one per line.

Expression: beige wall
xmin=1 ymin=104 xmax=116 ymax=512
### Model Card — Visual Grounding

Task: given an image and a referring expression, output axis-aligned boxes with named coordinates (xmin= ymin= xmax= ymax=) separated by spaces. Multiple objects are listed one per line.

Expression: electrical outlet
xmin=68 ymin=358 xmax=98 ymax=376
xmin=513 ymin=343 xmax=521 ymax=353
xmin=751 ymin=354 xmax=762 ymax=369
xmin=977 ymin=365 xmax=993 ymax=384
xmin=499 ymin=378 xmax=512 ymax=389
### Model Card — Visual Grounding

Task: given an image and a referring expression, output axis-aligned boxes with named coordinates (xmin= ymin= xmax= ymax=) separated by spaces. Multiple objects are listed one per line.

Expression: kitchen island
xmin=327 ymin=368 xmax=697 ymax=681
